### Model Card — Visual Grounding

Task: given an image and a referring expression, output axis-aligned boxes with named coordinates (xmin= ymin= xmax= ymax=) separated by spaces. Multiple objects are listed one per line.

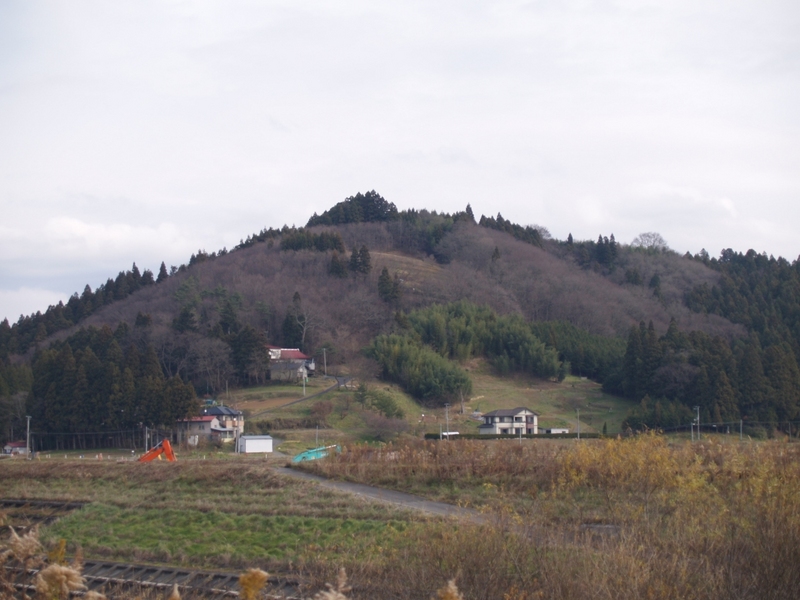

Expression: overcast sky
xmin=1 ymin=0 xmax=799 ymax=322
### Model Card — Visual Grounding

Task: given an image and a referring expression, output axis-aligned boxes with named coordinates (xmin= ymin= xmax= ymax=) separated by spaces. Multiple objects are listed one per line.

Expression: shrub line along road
xmin=273 ymin=467 xmax=483 ymax=522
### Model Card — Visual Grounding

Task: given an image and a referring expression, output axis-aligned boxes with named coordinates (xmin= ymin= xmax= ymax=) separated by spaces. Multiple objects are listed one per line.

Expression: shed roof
xmin=203 ymin=406 xmax=243 ymax=417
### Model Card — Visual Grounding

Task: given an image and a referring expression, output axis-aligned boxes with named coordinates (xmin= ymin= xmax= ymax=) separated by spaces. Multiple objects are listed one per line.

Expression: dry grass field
xmin=3 ymin=434 xmax=798 ymax=599
xmin=298 ymin=434 xmax=800 ymax=600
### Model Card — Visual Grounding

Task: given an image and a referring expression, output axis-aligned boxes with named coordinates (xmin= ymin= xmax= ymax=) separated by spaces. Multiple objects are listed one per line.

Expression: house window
xmin=501 ymin=428 xmax=508 ymax=434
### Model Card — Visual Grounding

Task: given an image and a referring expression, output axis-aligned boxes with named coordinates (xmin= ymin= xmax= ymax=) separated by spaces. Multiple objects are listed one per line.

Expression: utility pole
xmin=444 ymin=403 xmax=450 ymax=440
xmin=694 ymin=406 xmax=700 ymax=441
xmin=323 ymin=348 xmax=327 ymax=377
xmin=26 ymin=416 xmax=31 ymax=460
xmin=576 ymin=408 xmax=580 ymax=440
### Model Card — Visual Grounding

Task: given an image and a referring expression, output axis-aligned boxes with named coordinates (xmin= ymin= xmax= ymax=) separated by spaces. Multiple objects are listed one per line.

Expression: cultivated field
xmin=3 ymin=434 xmax=799 ymax=599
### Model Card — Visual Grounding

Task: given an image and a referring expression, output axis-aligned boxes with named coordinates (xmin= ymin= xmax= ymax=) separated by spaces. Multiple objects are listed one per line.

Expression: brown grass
xmin=4 ymin=436 xmax=799 ymax=598
xmin=299 ymin=435 xmax=800 ymax=599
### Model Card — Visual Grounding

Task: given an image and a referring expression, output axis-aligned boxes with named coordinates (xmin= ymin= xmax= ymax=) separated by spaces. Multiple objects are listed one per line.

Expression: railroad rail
xmin=4 ymin=560 xmax=303 ymax=598
xmin=0 ymin=498 xmax=88 ymax=534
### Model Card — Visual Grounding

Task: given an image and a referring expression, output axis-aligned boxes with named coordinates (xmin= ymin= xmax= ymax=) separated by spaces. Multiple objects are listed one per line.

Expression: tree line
xmin=368 ymin=301 xmax=568 ymax=404
xmin=479 ymin=213 xmax=543 ymax=248
xmin=529 ymin=320 xmax=626 ymax=383
xmin=612 ymin=319 xmax=800 ymax=431
xmin=0 ymin=263 xmax=164 ymax=356
xmin=405 ymin=301 xmax=562 ymax=379
xmin=26 ymin=324 xmax=198 ymax=446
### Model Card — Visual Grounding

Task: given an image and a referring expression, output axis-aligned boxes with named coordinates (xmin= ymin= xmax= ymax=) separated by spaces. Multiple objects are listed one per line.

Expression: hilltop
xmin=4 ymin=191 xmax=800 ymax=442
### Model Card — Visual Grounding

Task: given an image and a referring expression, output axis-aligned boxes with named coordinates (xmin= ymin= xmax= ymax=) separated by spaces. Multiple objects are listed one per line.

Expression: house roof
xmin=277 ymin=349 xmax=310 ymax=360
xmin=4 ymin=441 xmax=27 ymax=447
xmin=177 ymin=416 xmax=216 ymax=423
xmin=203 ymin=405 xmax=242 ymax=417
xmin=481 ymin=407 xmax=539 ymax=417
xmin=266 ymin=345 xmax=311 ymax=360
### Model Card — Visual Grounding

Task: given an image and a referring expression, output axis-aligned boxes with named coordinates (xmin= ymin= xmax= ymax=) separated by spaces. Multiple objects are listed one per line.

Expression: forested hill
xmin=2 ymin=190 xmax=800 ymax=441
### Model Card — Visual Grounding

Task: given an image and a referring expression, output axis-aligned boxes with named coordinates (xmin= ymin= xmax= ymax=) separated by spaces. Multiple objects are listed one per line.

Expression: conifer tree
xmin=348 ymin=248 xmax=360 ymax=273
xmin=465 ymin=204 xmax=475 ymax=222
xmin=358 ymin=245 xmax=371 ymax=274
xmin=157 ymin=262 xmax=169 ymax=283
xmin=329 ymin=251 xmax=347 ymax=278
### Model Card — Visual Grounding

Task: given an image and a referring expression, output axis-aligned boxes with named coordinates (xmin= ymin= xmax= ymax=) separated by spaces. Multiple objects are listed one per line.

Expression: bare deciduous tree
xmin=631 ymin=232 xmax=669 ymax=251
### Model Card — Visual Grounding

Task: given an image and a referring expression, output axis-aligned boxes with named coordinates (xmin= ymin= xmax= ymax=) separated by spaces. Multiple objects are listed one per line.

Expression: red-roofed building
xmin=3 ymin=441 xmax=28 ymax=455
xmin=266 ymin=345 xmax=315 ymax=381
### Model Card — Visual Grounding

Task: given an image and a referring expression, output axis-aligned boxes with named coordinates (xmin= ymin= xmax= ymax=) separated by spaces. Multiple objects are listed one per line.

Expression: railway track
xmin=0 ymin=498 xmax=88 ymax=534
xmin=4 ymin=560 xmax=303 ymax=598
xmin=1 ymin=499 xmax=303 ymax=598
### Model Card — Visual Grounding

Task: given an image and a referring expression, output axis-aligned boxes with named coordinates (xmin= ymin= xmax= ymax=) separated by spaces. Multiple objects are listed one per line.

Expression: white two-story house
xmin=478 ymin=407 xmax=539 ymax=435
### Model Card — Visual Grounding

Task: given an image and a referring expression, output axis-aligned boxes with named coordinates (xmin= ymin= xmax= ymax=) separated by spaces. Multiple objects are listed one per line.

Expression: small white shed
xmin=237 ymin=435 xmax=273 ymax=454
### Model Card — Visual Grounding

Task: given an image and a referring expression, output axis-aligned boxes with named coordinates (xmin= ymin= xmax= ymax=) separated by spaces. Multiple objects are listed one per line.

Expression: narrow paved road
xmin=274 ymin=467 xmax=483 ymax=521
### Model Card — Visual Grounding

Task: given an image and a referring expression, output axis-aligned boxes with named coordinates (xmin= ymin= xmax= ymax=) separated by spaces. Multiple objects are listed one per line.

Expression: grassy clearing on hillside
xmin=466 ymin=366 xmax=634 ymax=433
xmin=248 ymin=383 xmax=427 ymax=449
xmin=233 ymin=367 xmax=635 ymax=456
xmin=226 ymin=380 xmax=331 ymax=415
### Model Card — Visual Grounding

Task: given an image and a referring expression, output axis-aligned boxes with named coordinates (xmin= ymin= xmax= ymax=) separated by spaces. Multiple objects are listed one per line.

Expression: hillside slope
xmin=54 ymin=220 xmax=739 ymax=357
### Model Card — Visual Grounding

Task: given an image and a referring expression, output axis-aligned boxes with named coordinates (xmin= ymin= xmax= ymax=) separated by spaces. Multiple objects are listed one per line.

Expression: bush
xmin=362 ymin=412 xmax=410 ymax=441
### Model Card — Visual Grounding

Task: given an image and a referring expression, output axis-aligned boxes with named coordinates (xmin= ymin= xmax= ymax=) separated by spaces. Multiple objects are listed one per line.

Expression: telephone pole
xmin=694 ymin=406 xmax=700 ymax=441
xmin=26 ymin=416 xmax=31 ymax=459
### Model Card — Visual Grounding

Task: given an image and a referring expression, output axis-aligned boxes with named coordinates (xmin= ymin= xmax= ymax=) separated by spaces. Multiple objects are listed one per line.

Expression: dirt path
xmin=249 ymin=380 xmax=339 ymax=419
xmin=274 ymin=467 xmax=483 ymax=521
